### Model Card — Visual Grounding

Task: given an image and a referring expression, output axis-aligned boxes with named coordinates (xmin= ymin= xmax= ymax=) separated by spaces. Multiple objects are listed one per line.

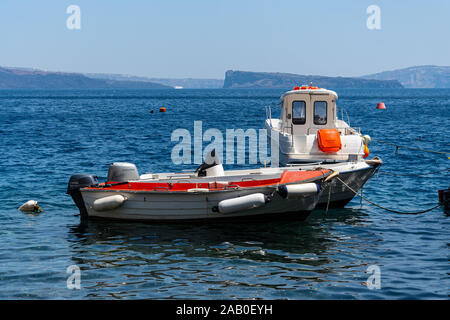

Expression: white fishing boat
xmin=265 ymin=85 xmax=382 ymax=207
xmin=67 ymin=151 xmax=339 ymax=221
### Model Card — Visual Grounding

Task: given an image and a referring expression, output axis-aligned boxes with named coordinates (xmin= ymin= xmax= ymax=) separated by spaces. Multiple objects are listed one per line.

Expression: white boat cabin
xmin=266 ymin=86 xmax=369 ymax=165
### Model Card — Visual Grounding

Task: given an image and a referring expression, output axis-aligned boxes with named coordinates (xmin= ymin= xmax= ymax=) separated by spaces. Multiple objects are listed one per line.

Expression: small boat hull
xmin=81 ymin=186 xmax=321 ymax=221
xmin=69 ymin=168 xmax=333 ymax=222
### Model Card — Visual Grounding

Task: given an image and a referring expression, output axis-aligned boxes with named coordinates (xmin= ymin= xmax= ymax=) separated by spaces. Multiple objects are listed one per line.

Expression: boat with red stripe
xmin=67 ymin=152 xmax=338 ymax=221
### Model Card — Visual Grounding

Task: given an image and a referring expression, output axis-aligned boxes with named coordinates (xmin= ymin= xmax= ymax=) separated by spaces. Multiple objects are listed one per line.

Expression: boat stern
xmin=66 ymin=174 xmax=99 ymax=218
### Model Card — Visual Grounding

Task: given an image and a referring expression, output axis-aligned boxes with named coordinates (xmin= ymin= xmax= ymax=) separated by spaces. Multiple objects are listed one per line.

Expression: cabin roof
xmin=281 ymin=88 xmax=338 ymax=100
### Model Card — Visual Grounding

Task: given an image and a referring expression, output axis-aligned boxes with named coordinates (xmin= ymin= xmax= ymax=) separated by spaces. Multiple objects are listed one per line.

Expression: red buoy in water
xmin=376 ymin=102 xmax=386 ymax=109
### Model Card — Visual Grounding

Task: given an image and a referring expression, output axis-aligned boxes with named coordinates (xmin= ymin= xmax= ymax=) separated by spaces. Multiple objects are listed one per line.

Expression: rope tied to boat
xmin=371 ymin=138 xmax=450 ymax=157
xmin=325 ymin=182 xmax=332 ymax=215
xmin=335 ymin=176 xmax=441 ymax=215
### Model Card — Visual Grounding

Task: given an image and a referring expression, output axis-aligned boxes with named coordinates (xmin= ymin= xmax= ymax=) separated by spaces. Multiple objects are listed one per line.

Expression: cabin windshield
xmin=292 ymin=101 xmax=306 ymax=124
xmin=314 ymin=101 xmax=327 ymax=125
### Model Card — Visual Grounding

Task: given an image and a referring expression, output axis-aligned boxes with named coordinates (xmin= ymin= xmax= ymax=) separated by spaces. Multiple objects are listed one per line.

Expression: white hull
xmin=74 ymin=166 xmax=334 ymax=221
xmin=81 ymin=187 xmax=321 ymax=221
xmin=76 ymin=160 xmax=379 ymax=220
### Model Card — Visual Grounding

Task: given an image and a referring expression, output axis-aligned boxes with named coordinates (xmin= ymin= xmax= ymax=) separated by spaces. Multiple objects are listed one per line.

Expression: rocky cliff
xmin=223 ymin=70 xmax=403 ymax=89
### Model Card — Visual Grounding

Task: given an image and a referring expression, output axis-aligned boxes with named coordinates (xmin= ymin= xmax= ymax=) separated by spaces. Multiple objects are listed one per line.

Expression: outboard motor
xmin=195 ymin=149 xmax=224 ymax=177
xmin=438 ymin=187 xmax=449 ymax=211
xmin=67 ymin=174 xmax=99 ymax=218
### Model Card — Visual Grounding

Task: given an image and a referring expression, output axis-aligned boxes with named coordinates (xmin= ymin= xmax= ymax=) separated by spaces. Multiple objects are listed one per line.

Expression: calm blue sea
xmin=0 ymin=88 xmax=448 ymax=299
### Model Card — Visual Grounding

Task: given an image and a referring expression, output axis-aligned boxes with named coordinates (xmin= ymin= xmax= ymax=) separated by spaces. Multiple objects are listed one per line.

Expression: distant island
xmin=362 ymin=65 xmax=450 ymax=88
xmin=223 ymin=70 xmax=403 ymax=89
xmin=0 ymin=67 xmax=171 ymax=89
xmin=1 ymin=65 xmax=449 ymax=89
xmin=85 ymin=73 xmax=224 ymax=89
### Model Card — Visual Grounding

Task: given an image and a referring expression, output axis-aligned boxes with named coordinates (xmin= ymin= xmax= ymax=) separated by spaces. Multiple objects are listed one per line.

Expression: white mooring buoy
xmin=19 ymin=200 xmax=43 ymax=213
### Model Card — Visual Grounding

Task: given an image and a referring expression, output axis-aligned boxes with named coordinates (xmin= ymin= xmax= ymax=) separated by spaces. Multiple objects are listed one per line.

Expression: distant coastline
xmin=0 ymin=65 xmax=448 ymax=89
xmin=362 ymin=65 xmax=450 ymax=88
xmin=85 ymin=73 xmax=224 ymax=89
xmin=223 ymin=70 xmax=402 ymax=89
xmin=0 ymin=67 xmax=171 ymax=90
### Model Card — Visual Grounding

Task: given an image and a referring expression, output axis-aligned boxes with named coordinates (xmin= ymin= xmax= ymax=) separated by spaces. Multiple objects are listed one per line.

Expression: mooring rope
xmin=371 ymin=138 xmax=450 ymax=156
xmin=335 ymin=176 xmax=441 ymax=215
xmin=325 ymin=183 xmax=332 ymax=215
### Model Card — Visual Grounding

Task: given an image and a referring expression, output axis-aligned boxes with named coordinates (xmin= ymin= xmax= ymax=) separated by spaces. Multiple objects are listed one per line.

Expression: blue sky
xmin=0 ymin=0 xmax=449 ymax=78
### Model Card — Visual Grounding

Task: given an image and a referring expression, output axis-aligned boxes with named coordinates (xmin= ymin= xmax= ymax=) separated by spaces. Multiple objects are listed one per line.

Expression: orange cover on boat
xmin=280 ymin=170 xmax=330 ymax=184
xmin=317 ymin=129 xmax=342 ymax=153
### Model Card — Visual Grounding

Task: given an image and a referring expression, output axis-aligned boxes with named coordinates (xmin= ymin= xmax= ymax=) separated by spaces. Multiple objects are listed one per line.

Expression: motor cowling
xmin=107 ymin=162 xmax=139 ymax=182
xmin=195 ymin=149 xmax=224 ymax=177
xmin=67 ymin=174 xmax=99 ymax=218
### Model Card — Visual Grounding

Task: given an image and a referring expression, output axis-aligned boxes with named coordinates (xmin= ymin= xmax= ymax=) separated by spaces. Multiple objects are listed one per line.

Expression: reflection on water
xmin=65 ymin=208 xmax=380 ymax=299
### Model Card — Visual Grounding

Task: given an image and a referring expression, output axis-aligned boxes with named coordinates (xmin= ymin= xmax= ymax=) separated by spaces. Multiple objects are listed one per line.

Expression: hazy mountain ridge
xmin=85 ymin=73 xmax=224 ymax=89
xmin=362 ymin=65 xmax=450 ymax=88
xmin=0 ymin=67 xmax=171 ymax=89
xmin=223 ymin=70 xmax=403 ymax=89
xmin=2 ymin=65 xmax=449 ymax=89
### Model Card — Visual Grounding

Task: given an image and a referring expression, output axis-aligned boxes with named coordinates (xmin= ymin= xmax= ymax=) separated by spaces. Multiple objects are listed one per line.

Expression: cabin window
xmin=314 ymin=101 xmax=327 ymax=125
xmin=292 ymin=101 xmax=306 ymax=124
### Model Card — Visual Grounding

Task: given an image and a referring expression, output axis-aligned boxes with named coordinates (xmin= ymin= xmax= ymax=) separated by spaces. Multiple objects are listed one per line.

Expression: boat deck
xmin=85 ymin=169 xmax=331 ymax=193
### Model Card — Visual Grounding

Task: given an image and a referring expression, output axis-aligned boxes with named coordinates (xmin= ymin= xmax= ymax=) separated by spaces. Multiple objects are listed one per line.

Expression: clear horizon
xmin=1 ymin=0 xmax=449 ymax=78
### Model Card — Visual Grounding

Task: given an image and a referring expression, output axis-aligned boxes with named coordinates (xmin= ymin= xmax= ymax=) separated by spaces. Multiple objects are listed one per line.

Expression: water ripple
xmin=0 ymin=88 xmax=448 ymax=299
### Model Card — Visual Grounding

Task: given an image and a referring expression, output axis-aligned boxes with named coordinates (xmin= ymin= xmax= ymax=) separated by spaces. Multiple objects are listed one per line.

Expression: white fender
xmin=324 ymin=171 xmax=339 ymax=182
xmin=279 ymin=183 xmax=320 ymax=199
xmin=365 ymin=157 xmax=383 ymax=166
xmin=187 ymin=188 xmax=210 ymax=193
xmin=218 ymin=193 xmax=266 ymax=214
xmin=92 ymin=195 xmax=127 ymax=212
xmin=362 ymin=135 xmax=371 ymax=145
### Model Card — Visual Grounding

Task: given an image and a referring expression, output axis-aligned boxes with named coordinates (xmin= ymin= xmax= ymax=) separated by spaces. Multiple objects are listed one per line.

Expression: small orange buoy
xmin=159 ymin=107 xmax=166 ymax=112
xmin=376 ymin=102 xmax=386 ymax=109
